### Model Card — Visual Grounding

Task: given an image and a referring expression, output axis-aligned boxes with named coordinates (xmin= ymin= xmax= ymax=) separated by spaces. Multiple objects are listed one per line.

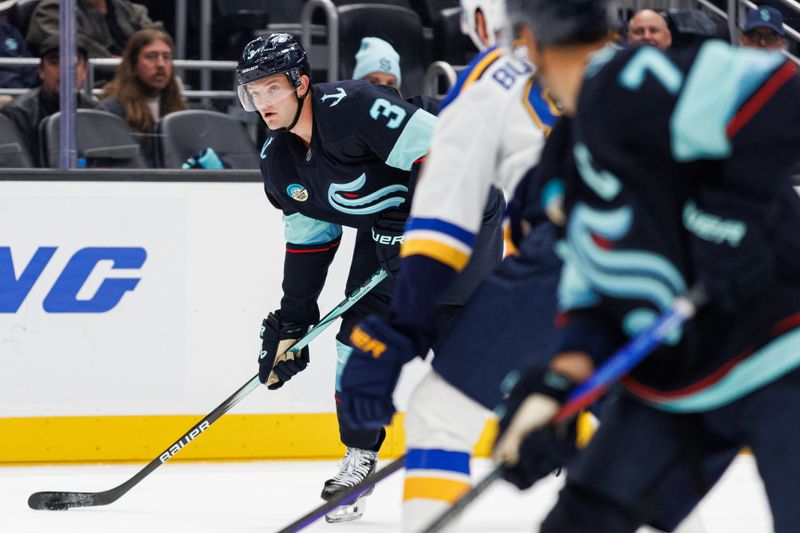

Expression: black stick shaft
xmin=28 ymin=269 xmax=388 ymax=511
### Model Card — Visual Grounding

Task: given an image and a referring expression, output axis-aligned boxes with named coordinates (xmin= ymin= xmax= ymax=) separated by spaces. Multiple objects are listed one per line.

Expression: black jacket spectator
xmin=27 ymin=0 xmax=164 ymax=58
xmin=0 ymin=20 xmax=37 ymax=88
xmin=1 ymin=36 xmax=98 ymax=163
xmin=1 ymin=88 xmax=97 ymax=162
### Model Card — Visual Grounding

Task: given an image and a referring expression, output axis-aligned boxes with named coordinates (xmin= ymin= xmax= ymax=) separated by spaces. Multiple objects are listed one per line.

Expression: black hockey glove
xmin=258 ymin=311 xmax=310 ymax=390
xmin=372 ymin=210 xmax=408 ymax=278
xmin=494 ymin=367 xmax=579 ymax=490
xmin=685 ymin=199 xmax=775 ymax=313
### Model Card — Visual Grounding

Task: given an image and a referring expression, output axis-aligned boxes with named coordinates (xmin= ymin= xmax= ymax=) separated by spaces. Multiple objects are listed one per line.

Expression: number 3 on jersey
xmin=370 ymin=98 xmax=406 ymax=129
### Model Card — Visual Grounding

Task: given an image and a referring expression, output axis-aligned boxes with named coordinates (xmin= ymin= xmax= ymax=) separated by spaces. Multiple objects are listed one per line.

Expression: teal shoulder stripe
xmin=648 ymin=325 xmax=800 ymax=413
xmin=670 ymin=40 xmax=786 ymax=161
xmin=283 ymin=212 xmax=343 ymax=245
xmin=385 ymin=109 xmax=437 ymax=170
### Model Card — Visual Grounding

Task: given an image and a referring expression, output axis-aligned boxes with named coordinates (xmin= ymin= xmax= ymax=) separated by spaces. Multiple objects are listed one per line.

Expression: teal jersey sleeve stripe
xmin=671 ymin=41 xmax=786 ymax=161
xmin=283 ymin=212 xmax=343 ymax=245
xmin=385 ymin=108 xmax=437 ymax=170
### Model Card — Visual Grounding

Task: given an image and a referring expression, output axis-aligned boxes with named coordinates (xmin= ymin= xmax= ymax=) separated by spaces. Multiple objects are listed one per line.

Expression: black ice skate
xmin=321 ymin=447 xmax=377 ymax=523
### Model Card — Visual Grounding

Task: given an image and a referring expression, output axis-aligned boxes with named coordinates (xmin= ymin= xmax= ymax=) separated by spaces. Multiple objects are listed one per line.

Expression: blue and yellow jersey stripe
xmin=440 ymin=45 xmax=504 ymax=112
xmin=403 ymin=448 xmax=472 ymax=503
xmin=401 ymin=217 xmax=476 ymax=272
xmin=523 ymin=76 xmax=561 ymax=136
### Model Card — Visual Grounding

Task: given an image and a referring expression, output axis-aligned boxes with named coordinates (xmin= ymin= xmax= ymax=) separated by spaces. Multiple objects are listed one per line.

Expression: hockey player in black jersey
xmin=236 ymin=33 xmax=503 ymax=522
xmin=492 ymin=1 xmax=800 ymax=532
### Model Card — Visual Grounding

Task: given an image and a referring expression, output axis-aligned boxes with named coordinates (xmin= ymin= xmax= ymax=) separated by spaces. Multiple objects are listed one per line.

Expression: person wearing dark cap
xmin=740 ymin=5 xmax=786 ymax=50
xmin=0 ymin=36 xmax=98 ymax=164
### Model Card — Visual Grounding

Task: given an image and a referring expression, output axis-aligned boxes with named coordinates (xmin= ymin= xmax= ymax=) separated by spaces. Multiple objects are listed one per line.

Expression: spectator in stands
xmin=0 ymin=18 xmax=37 ymax=98
xmin=27 ymin=0 xmax=163 ymax=59
xmin=0 ymin=35 xmax=97 ymax=163
xmin=98 ymin=29 xmax=185 ymax=163
xmin=627 ymin=9 xmax=672 ymax=50
xmin=350 ymin=36 xmax=440 ymax=114
xmin=352 ymin=37 xmax=401 ymax=90
xmin=740 ymin=6 xmax=785 ymax=50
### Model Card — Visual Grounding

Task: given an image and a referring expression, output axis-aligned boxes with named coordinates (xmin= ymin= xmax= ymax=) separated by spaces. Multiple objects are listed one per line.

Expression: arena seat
xmin=40 ymin=110 xmax=149 ymax=168
xmin=0 ymin=114 xmax=34 ymax=168
xmin=155 ymin=110 xmax=259 ymax=169
xmin=408 ymin=0 xmax=458 ymax=27
xmin=665 ymin=9 xmax=726 ymax=46
xmin=335 ymin=4 xmax=425 ymax=95
xmin=331 ymin=0 xmax=412 ymax=7
xmin=433 ymin=6 xmax=476 ymax=65
xmin=215 ymin=0 xmax=271 ymax=31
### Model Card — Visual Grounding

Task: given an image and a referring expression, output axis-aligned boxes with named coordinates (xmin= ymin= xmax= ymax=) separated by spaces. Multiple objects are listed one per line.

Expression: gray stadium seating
xmin=155 ymin=109 xmax=259 ymax=169
xmin=0 ymin=114 xmax=34 ymax=168
xmin=40 ymin=109 xmax=149 ymax=168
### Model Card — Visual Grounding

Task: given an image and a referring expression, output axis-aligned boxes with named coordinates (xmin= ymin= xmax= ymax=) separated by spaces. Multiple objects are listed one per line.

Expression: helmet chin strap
xmin=284 ymin=87 xmax=308 ymax=133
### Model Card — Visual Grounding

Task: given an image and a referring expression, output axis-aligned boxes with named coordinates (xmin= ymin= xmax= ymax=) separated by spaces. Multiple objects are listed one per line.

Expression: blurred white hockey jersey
xmin=402 ymin=45 xmax=560 ymax=272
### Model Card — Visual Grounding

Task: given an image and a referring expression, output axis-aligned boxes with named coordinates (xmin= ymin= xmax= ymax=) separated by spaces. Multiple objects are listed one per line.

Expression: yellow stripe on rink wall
xmin=0 ymin=413 xmax=499 ymax=465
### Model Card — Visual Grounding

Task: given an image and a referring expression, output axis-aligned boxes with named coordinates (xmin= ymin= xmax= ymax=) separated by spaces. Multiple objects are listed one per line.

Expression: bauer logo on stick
xmin=350 ymin=325 xmax=387 ymax=358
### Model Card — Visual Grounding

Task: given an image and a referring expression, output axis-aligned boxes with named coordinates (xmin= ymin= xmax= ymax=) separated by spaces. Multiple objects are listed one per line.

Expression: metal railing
xmin=0 ymin=58 xmax=239 ymax=101
xmin=423 ymin=61 xmax=459 ymax=99
xmin=301 ymin=0 xmax=340 ymax=82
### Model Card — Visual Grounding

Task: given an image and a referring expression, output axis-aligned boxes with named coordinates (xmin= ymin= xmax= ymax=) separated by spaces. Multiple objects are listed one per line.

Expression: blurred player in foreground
xmin=338 ymin=1 xmax=563 ymax=530
xmin=494 ymin=1 xmax=800 ymax=532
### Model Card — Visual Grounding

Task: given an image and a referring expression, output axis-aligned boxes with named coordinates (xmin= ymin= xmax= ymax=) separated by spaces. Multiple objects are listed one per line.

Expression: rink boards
xmin=0 ymin=173 xmax=497 ymax=464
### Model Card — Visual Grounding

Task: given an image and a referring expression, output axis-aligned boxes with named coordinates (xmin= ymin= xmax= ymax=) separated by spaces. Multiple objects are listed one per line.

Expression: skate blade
xmin=324 ymin=496 xmax=366 ymax=523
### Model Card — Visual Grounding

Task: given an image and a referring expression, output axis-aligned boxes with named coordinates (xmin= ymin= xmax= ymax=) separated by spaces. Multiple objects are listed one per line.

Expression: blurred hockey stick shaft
xmin=277 ymin=455 xmax=406 ymax=532
xmin=422 ymin=286 xmax=706 ymax=533
xmin=27 ymin=268 xmax=388 ymax=511
xmin=553 ymin=284 xmax=705 ymax=422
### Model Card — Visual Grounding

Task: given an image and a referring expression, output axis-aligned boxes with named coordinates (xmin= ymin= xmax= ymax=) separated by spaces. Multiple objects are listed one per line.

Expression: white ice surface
xmin=0 ymin=455 xmax=771 ymax=533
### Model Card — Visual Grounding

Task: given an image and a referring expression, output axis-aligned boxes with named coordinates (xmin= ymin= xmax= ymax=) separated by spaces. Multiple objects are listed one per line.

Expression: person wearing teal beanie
xmin=352 ymin=37 xmax=402 ymax=90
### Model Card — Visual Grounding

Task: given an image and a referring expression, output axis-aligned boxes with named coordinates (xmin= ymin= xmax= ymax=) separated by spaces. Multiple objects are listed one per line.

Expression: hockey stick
xmin=421 ymin=287 xmax=706 ymax=533
xmin=28 ymin=268 xmax=389 ymax=511
xmin=277 ymin=456 xmax=406 ymax=533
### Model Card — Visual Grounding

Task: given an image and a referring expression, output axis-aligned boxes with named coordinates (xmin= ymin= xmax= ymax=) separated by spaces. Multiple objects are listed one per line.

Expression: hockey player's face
xmin=242 ymin=74 xmax=299 ymax=128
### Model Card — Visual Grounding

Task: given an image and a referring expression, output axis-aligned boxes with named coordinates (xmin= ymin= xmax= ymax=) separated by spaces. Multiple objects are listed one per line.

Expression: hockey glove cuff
xmin=339 ymin=315 xmax=417 ymax=428
xmin=372 ymin=210 xmax=408 ymax=278
xmin=258 ymin=311 xmax=310 ymax=389
xmin=684 ymin=196 xmax=776 ymax=313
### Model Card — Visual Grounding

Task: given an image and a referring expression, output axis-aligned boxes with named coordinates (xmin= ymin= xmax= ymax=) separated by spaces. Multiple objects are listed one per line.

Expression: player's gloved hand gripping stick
xmin=420 ymin=286 xmax=707 ymax=533
xmin=27 ymin=268 xmax=388 ymax=511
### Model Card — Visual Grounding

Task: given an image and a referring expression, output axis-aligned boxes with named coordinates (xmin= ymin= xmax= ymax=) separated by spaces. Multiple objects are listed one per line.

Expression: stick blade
xmin=28 ymin=491 xmax=102 ymax=510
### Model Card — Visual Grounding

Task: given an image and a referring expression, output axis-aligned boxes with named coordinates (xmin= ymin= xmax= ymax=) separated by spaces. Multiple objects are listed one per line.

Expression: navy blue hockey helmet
xmin=236 ymin=33 xmax=311 ymax=114
xmin=506 ymin=0 xmax=611 ymax=46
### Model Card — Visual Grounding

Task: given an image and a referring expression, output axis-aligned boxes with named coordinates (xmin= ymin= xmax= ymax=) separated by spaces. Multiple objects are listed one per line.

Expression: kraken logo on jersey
xmin=287 ymin=183 xmax=309 ymax=202
xmin=563 ymin=202 xmax=687 ymax=344
xmin=328 ymin=173 xmax=407 ymax=215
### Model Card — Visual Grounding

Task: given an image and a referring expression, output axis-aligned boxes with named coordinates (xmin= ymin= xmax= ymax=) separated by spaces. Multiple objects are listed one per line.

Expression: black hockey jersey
xmin=544 ymin=41 xmax=800 ymax=412
xmin=261 ymin=80 xmax=434 ymax=232
xmin=259 ymin=80 xmax=436 ymax=325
